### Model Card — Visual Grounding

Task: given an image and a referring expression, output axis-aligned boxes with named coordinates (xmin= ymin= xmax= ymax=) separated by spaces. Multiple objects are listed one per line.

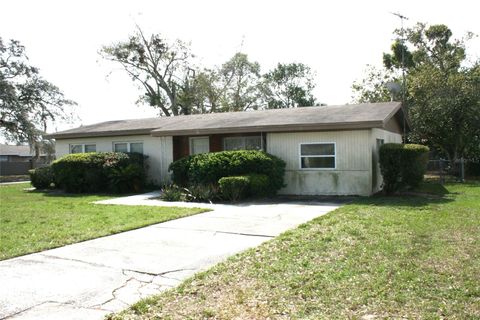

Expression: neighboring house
xmin=46 ymin=102 xmax=407 ymax=196
xmin=0 ymin=144 xmax=32 ymax=163
xmin=0 ymin=144 xmax=48 ymax=175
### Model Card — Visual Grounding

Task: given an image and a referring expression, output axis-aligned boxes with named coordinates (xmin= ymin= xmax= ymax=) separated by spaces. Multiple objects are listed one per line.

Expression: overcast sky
xmin=1 ymin=0 xmax=479 ymax=133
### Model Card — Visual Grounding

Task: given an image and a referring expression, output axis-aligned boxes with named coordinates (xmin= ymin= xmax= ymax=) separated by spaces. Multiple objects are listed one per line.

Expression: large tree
xmin=0 ymin=38 xmax=75 ymax=151
xmin=352 ymin=23 xmax=480 ymax=162
xmin=219 ymin=52 xmax=262 ymax=111
xmin=262 ymin=62 xmax=316 ymax=108
xmin=100 ymin=27 xmax=196 ymax=116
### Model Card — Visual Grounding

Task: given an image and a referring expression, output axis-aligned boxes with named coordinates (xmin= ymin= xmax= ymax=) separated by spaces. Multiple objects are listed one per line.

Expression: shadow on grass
xmin=28 ymin=188 xmax=130 ymax=199
xmin=354 ymin=193 xmax=454 ymax=208
xmin=412 ymin=181 xmax=450 ymax=196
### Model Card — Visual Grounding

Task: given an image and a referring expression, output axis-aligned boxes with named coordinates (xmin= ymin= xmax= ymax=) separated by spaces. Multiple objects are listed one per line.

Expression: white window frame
xmin=113 ymin=141 xmax=144 ymax=154
xmin=69 ymin=143 xmax=96 ymax=154
xmin=189 ymin=136 xmax=210 ymax=155
xmin=223 ymin=136 xmax=263 ymax=151
xmin=299 ymin=142 xmax=336 ymax=170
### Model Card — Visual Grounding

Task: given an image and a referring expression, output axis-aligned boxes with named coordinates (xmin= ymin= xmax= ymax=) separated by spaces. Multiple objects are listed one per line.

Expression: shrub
xmin=244 ymin=173 xmax=270 ymax=197
xmin=29 ymin=166 xmax=54 ymax=189
xmin=52 ymin=152 xmax=146 ymax=193
xmin=168 ymin=155 xmax=192 ymax=187
xmin=108 ymin=163 xmax=145 ymax=193
xmin=169 ymin=150 xmax=286 ymax=195
xmin=401 ymin=144 xmax=430 ymax=187
xmin=160 ymin=184 xmax=185 ymax=202
xmin=379 ymin=143 xmax=429 ymax=194
xmin=219 ymin=176 xmax=250 ymax=201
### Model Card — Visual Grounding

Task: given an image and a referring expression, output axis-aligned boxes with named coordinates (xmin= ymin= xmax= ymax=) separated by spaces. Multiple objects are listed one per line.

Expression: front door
xmin=189 ymin=137 xmax=210 ymax=155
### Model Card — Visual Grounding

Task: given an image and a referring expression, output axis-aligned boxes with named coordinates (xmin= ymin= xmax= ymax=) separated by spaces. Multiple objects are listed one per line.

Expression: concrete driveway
xmin=0 ymin=193 xmax=340 ymax=319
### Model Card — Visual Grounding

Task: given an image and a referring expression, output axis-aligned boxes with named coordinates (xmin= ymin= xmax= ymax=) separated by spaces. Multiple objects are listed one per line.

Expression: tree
xmin=100 ymin=27 xmax=196 ymax=116
xmin=408 ymin=63 xmax=480 ymax=162
xmin=352 ymin=23 xmax=480 ymax=162
xmin=262 ymin=63 xmax=316 ymax=108
xmin=0 ymin=37 xmax=75 ymax=151
xmin=351 ymin=65 xmax=398 ymax=103
xmin=219 ymin=53 xmax=262 ymax=111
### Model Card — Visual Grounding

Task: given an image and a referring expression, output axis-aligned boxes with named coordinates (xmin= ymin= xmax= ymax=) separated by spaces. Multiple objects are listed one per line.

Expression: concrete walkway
xmin=0 ymin=181 xmax=30 ymax=185
xmin=0 ymin=192 xmax=340 ymax=320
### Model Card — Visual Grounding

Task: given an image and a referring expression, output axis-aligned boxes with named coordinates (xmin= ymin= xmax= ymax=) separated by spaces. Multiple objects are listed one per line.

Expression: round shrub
xmin=219 ymin=176 xmax=250 ymax=201
xmin=29 ymin=166 xmax=54 ymax=189
xmin=52 ymin=152 xmax=146 ymax=193
xmin=379 ymin=143 xmax=429 ymax=194
xmin=169 ymin=150 xmax=286 ymax=195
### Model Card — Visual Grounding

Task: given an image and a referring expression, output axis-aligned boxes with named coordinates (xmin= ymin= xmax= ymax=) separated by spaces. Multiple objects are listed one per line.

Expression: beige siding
xmin=267 ymin=130 xmax=373 ymax=196
xmin=55 ymin=135 xmax=173 ymax=185
xmin=370 ymin=128 xmax=403 ymax=193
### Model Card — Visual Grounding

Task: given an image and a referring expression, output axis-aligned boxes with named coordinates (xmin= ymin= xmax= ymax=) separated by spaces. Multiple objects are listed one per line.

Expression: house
xmin=0 ymin=144 xmax=48 ymax=175
xmin=46 ymin=102 xmax=407 ymax=196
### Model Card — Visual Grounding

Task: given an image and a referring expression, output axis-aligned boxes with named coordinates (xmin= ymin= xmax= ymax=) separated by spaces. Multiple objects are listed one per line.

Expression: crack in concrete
xmin=39 ymin=253 xmax=117 ymax=270
xmin=87 ymin=268 xmax=196 ymax=310
xmin=213 ymin=230 xmax=274 ymax=238
xmin=89 ymin=276 xmax=134 ymax=309
xmin=1 ymin=300 xmax=79 ymax=320
xmin=123 ymin=267 xmax=196 ymax=277
xmin=156 ymin=226 xmax=275 ymax=238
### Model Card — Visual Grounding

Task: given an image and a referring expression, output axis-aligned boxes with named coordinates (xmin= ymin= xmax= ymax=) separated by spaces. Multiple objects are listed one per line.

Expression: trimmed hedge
xmin=169 ymin=150 xmax=286 ymax=195
xmin=51 ymin=152 xmax=145 ymax=193
xmin=169 ymin=156 xmax=191 ymax=187
xmin=29 ymin=166 xmax=54 ymax=189
xmin=244 ymin=173 xmax=270 ymax=197
xmin=219 ymin=176 xmax=250 ymax=201
xmin=379 ymin=143 xmax=429 ymax=193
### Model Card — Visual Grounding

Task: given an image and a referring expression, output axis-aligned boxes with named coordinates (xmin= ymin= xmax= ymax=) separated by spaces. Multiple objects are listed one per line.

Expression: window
xmin=376 ymin=139 xmax=384 ymax=152
xmin=70 ymin=144 xmax=96 ymax=154
xmin=0 ymin=155 xmax=8 ymax=162
xmin=300 ymin=143 xmax=336 ymax=169
xmin=223 ymin=136 xmax=262 ymax=151
xmin=130 ymin=142 xmax=143 ymax=154
xmin=114 ymin=142 xmax=144 ymax=154
xmin=189 ymin=137 xmax=209 ymax=155
xmin=85 ymin=144 xmax=97 ymax=153
xmin=114 ymin=143 xmax=128 ymax=153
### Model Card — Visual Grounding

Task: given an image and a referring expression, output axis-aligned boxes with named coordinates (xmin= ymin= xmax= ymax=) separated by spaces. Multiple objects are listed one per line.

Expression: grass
xmin=111 ymin=181 xmax=480 ymax=319
xmin=0 ymin=183 xmax=207 ymax=260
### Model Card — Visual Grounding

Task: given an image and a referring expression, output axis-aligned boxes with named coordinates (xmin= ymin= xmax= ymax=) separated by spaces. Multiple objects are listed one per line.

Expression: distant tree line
xmin=100 ymin=27 xmax=320 ymax=117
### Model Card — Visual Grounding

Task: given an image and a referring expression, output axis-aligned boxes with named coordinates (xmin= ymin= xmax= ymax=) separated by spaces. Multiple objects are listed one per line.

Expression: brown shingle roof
xmin=46 ymin=102 xmax=405 ymax=139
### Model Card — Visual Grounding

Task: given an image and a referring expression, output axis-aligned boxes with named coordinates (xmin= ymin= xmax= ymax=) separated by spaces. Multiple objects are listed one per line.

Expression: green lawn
xmin=111 ymin=182 xmax=480 ymax=319
xmin=0 ymin=183 xmax=207 ymax=260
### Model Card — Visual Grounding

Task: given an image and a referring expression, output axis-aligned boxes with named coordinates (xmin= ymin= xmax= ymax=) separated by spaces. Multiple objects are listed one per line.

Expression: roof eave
xmin=151 ymin=121 xmax=384 ymax=137
xmin=45 ymin=129 xmax=153 ymax=140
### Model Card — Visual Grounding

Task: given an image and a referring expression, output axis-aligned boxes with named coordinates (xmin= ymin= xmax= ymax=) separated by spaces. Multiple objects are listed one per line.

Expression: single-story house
xmin=0 ymin=144 xmax=48 ymax=175
xmin=0 ymin=144 xmax=33 ymax=163
xmin=46 ymin=102 xmax=407 ymax=196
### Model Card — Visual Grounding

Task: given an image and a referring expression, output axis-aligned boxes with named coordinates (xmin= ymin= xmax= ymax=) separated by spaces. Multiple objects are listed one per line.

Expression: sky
xmin=1 ymin=0 xmax=479 ymax=134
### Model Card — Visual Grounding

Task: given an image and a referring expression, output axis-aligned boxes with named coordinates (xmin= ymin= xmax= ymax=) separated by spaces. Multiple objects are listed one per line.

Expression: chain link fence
xmin=427 ymin=159 xmax=479 ymax=183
